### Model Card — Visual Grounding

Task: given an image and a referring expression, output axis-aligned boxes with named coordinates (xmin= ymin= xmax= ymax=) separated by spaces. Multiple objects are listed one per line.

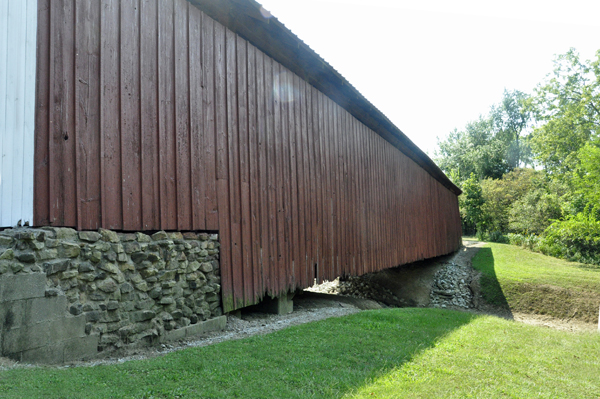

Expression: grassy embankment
xmin=0 ymin=308 xmax=599 ymax=398
xmin=472 ymin=242 xmax=600 ymax=322
xmin=1 ymin=242 xmax=599 ymax=398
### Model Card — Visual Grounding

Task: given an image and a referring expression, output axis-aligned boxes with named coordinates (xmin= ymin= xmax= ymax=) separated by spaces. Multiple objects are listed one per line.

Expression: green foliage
xmin=540 ymin=210 xmax=600 ymax=266
xmin=573 ymin=137 xmax=600 ymax=209
xmin=507 ymin=178 xmax=566 ymax=235
xmin=528 ymin=49 xmax=600 ymax=175
xmin=476 ymin=230 xmax=508 ymax=244
xmin=490 ymin=89 xmax=533 ymax=169
xmin=458 ymin=174 xmax=484 ymax=234
xmin=480 ymin=168 xmax=540 ymax=233
xmin=437 ymin=48 xmax=600 ymax=260
xmin=436 ymin=90 xmax=533 ymax=183
xmin=507 ymin=233 xmax=542 ymax=251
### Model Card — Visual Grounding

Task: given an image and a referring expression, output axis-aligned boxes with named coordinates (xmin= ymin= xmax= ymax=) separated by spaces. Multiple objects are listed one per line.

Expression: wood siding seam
xmin=33 ymin=0 xmax=463 ymax=312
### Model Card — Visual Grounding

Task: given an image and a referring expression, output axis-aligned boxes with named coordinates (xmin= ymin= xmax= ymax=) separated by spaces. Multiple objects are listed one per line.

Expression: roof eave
xmin=188 ymin=0 xmax=462 ymax=196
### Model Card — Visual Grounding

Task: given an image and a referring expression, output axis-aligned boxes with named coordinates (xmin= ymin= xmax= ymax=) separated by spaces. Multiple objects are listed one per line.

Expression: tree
xmin=436 ymin=90 xmax=532 ymax=183
xmin=508 ymin=179 xmax=565 ymax=235
xmin=573 ymin=137 xmax=600 ymax=217
xmin=490 ymin=89 xmax=533 ymax=169
xmin=528 ymin=49 xmax=600 ymax=175
xmin=459 ymin=174 xmax=485 ymax=235
xmin=480 ymin=168 xmax=540 ymax=233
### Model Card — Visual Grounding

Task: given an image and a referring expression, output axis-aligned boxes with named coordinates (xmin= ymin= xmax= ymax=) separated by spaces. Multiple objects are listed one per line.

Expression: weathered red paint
xmin=34 ymin=0 xmax=462 ymax=312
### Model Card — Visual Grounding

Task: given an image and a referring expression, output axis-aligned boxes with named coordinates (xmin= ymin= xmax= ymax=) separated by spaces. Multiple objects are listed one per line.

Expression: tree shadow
xmin=472 ymin=247 xmax=511 ymax=311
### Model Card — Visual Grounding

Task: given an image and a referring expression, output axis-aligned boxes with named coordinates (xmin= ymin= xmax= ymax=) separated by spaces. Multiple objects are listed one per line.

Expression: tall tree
xmin=436 ymin=90 xmax=532 ymax=182
xmin=490 ymin=89 xmax=532 ymax=169
xmin=528 ymin=49 xmax=600 ymax=175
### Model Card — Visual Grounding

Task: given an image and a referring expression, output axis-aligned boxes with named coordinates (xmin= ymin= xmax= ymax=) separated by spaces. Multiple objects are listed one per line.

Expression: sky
xmin=258 ymin=0 xmax=600 ymax=157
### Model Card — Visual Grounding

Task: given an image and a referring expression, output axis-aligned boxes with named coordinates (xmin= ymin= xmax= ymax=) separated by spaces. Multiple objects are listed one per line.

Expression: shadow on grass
xmin=0 ymin=308 xmax=483 ymax=399
xmin=472 ymin=247 xmax=511 ymax=311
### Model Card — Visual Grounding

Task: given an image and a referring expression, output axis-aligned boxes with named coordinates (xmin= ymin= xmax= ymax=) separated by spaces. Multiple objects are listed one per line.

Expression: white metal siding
xmin=0 ymin=0 xmax=37 ymax=227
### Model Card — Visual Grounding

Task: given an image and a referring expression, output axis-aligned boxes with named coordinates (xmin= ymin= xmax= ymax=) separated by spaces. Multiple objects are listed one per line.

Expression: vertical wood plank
xmin=75 ymin=0 xmax=101 ymax=230
xmin=189 ymin=4 xmax=206 ymax=230
xmin=49 ymin=0 xmax=77 ymax=227
xmin=120 ymin=0 xmax=142 ymax=231
xmin=247 ymin=43 xmax=262 ymax=299
xmin=298 ymin=78 xmax=311 ymax=286
xmin=292 ymin=74 xmax=306 ymax=287
xmin=226 ymin=28 xmax=244 ymax=309
xmin=100 ymin=0 xmax=123 ymax=229
xmin=287 ymin=71 xmax=301 ymax=288
xmin=174 ymin=0 xmax=192 ymax=231
xmin=255 ymin=49 xmax=270 ymax=297
xmin=273 ymin=62 xmax=285 ymax=295
xmin=311 ymin=86 xmax=323 ymax=282
xmin=202 ymin=12 xmax=218 ymax=229
xmin=158 ymin=0 xmax=177 ymax=229
xmin=279 ymin=68 xmax=292 ymax=289
xmin=236 ymin=35 xmax=254 ymax=306
xmin=318 ymin=91 xmax=330 ymax=280
xmin=338 ymin=106 xmax=347 ymax=274
xmin=263 ymin=56 xmax=276 ymax=295
xmin=140 ymin=0 xmax=160 ymax=230
xmin=34 ymin=0 xmax=51 ymax=226
xmin=213 ymin=20 xmax=233 ymax=311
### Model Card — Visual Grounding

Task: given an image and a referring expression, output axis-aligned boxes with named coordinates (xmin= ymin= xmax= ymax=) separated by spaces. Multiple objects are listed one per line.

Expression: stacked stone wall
xmin=0 ymin=227 xmax=224 ymax=363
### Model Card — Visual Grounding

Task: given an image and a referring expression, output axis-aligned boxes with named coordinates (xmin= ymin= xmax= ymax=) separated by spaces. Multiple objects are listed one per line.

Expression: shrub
xmin=476 ymin=230 xmax=508 ymax=244
xmin=507 ymin=233 xmax=540 ymax=251
xmin=540 ymin=211 xmax=600 ymax=266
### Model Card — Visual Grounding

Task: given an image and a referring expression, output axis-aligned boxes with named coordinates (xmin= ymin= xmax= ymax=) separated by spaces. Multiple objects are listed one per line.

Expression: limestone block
xmin=99 ymin=228 xmax=120 ymax=243
xmin=63 ymin=334 xmax=99 ymax=362
xmin=48 ymin=315 xmax=86 ymax=340
xmin=0 ymin=249 xmax=14 ymax=260
xmin=16 ymin=252 xmax=36 ymax=263
xmin=97 ymin=278 xmax=119 ymax=293
xmin=61 ymin=242 xmax=81 ymax=258
xmin=3 ymin=323 xmax=50 ymax=354
xmin=160 ymin=315 xmax=226 ymax=343
xmin=0 ymin=300 xmax=26 ymax=330
xmin=78 ymin=231 xmax=102 ymax=243
xmin=28 ymin=296 xmax=68 ymax=323
xmin=21 ymin=343 xmax=65 ymax=364
xmin=130 ymin=310 xmax=156 ymax=322
xmin=0 ymin=273 xmax=46 ymax=302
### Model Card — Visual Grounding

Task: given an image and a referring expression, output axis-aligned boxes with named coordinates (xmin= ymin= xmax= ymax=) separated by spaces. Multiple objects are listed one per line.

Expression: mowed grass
xmin=1 ymin=308 xmax=599 ymax=399
xmin=472 ymin=242 xmax=600 ymax=322
xmin=348 ymin=314 xmax=600 ymax=398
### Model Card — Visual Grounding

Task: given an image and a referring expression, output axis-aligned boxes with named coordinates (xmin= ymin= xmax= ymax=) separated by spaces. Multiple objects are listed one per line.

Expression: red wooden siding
xmin=34 ymin=0 xmax=462 ymax=312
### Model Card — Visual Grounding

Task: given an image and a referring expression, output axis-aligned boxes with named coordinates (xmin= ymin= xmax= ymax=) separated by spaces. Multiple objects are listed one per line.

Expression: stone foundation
xmin=0 ymin=227 xmax=224 ymax=363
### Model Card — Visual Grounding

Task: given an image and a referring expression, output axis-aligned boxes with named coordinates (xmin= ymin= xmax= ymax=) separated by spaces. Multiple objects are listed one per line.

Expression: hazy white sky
xmin=258 ymin=0 xmax=600 ymax=156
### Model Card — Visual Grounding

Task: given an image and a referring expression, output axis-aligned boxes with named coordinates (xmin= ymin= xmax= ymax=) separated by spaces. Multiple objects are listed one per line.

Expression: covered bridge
xmin=1 ymin=0 xmax=462 ymax=313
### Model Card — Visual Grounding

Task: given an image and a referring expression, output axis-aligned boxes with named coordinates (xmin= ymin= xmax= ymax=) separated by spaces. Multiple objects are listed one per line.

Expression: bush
xmin=507 ymin=233 xmax=540 ymax=251
xmin=540 ymin=211 xmax=600 ymax=266
xmin=476 ymin=230 xmax=508 ymax=244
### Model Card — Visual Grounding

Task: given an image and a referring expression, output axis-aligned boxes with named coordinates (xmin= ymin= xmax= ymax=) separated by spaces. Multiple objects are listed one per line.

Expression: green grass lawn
xmin=2 ymin=241 xmax=599 ymax=398
xmin=472 ymin=242 xmax=600 ymax=322
xmin=1 ymin=308 xmax=599 ymax=399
